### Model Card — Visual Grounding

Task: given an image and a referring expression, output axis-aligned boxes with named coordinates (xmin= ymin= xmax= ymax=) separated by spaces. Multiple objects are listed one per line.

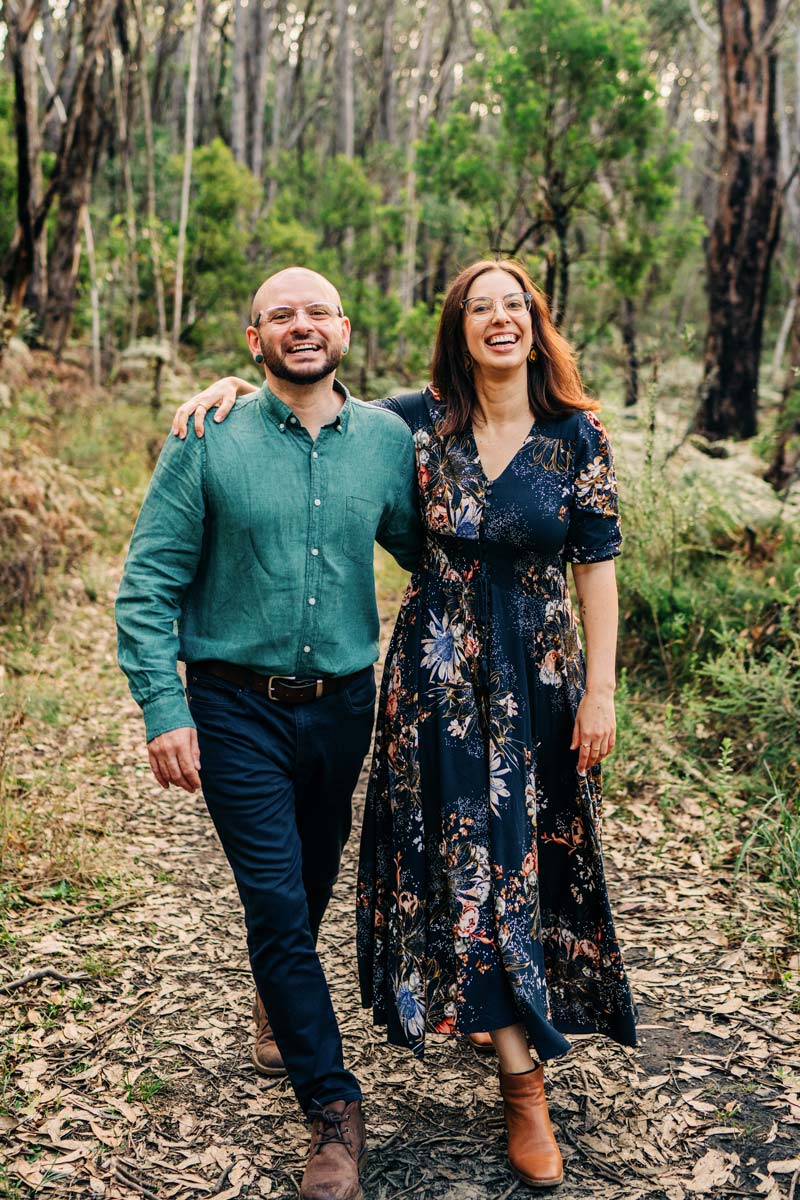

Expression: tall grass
xmin=612 ymin=386 xmax=799 ymax=934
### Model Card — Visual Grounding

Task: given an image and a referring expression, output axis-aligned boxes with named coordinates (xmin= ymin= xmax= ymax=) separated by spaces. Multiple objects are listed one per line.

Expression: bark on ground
xmin=1 ymin=567 xmax=798 ymax=1200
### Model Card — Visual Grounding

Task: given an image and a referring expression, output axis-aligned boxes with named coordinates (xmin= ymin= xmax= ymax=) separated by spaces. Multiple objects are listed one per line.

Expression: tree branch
xmin=0 ymin=968 xmax=90 ymax=995
xmin=757 ymin=0 xmax=795 ymax=55
xmin=689 ymin=0 xmax=720 ymax=47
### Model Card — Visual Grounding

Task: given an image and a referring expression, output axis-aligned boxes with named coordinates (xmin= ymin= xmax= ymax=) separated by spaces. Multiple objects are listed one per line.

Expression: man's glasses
xmin=254 ymin=302 xmax=344 ymax=327
xmin=461 ymin=292 xmax=533 ymax=319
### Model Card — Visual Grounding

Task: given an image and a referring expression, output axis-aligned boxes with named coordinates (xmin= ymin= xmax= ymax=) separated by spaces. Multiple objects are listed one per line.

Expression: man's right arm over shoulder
xmin=115 ymin=431 xmax=205 ymax=761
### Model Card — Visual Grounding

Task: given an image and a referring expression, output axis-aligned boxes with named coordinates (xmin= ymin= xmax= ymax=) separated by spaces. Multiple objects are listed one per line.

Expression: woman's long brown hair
xmin=431 ymin=259 xmax=598 ymax=437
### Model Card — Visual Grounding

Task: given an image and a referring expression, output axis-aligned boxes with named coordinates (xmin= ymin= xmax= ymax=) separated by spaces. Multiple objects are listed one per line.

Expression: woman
xmin=174 ymin=260 xmax=636 ymax=1189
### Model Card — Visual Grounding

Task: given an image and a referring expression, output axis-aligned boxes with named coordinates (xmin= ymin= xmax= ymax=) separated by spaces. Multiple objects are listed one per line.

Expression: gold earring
xmin=464 ymin=352 xmax=474 ymax=371
xmin=528 ymin=346 xmax=538 ymax=363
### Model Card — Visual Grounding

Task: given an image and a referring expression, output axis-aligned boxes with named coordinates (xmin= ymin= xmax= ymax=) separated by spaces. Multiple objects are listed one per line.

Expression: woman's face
xmin=462 ymin=268 xmax=534 ymax=377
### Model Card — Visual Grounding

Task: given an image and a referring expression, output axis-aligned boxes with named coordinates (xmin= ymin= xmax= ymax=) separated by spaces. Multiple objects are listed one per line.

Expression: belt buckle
xmin=267 ymin=674 xmax=296 ymax=701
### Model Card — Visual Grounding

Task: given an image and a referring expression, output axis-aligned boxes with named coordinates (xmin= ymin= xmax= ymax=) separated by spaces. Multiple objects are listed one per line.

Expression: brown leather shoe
xmin=500 ymin=1067 xmax=563 ymax=1188
xmin=300 ymin=1099 xmax=366 ymax=1200
xmin=468 ymin=1030 xmax=494 ymax=1051
xmin=251 ymin=993 xmax=286 ymax=1077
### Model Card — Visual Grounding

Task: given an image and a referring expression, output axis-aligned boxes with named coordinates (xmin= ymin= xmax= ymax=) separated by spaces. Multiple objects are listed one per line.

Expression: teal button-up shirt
xmin=116 ymin=382 xmax=421 ymax=742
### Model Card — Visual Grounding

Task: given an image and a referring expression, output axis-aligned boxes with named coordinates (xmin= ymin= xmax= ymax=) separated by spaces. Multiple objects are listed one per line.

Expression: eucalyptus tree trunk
xmin=111 ymin=46 xmax=139 ymax=345
xmin=1 ymin=0 xmax=46 ymax=350
xmin=336 ymin=0 xmax=355 ymax=268
xmin=766 ymin=273 xmax=800 ymax=491
xmin=399 ymin=0 xmax=436 ymax=313
xmin=378 ymin=0 xmax=396 ymax=144
xmin=249 ymin=2 xmax=274 ymax=180
xmin=231 ymin=0 xmax=247 ymax=163
xmin=695 ymin=0 xmax=783 ymax=440
xmin=44 ymin=40 xmax=104 ymax=356
xmin=133 ymin=0 xmax=167 ymax=343
xmin=82 ymin=208 xmax=101 ymax=385
xmin=173 ymin=0 xmax=204 ymax=356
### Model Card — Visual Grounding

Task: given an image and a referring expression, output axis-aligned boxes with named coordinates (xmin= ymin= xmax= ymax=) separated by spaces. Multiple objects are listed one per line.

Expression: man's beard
xmin=261 ymin=340 xmax=342 ymax=385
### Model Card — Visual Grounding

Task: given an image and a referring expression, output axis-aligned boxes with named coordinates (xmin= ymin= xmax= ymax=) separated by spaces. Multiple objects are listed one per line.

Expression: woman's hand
xmin=171 ymin=376 xmax=258 ymax=439
xmin=570 ymin=686 xmax=616 ymax=774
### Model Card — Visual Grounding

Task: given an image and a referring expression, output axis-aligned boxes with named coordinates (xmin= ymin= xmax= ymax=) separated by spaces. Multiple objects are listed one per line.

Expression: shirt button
xmin=312 ymin=451 xmax=318 ymax=459
xmin=308 ymin=597 xmax=316 ymax=606
xmin=314 ymin=498 xmax=321 ymax=506
xmin=279 ymin=422 xmax=285 ymax=431
xmin=289 ymin=415 xmax=297 ymax=424
xmin=311 ymin=548 xmax=319 ymax=556
xmin=303 ymin=645 xmax=311 ymax=653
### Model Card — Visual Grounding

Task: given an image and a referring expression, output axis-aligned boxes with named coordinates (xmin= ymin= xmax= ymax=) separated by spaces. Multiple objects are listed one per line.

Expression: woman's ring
xmin=581 ymin=742 xmax=590 ymax=748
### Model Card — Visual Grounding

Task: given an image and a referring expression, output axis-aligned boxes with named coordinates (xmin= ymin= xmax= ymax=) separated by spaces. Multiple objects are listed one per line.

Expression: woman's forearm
xmin=571 ymin=560 xmax=618 ymax=693
xmin=230 ymin=376 xmax=260 ymax=396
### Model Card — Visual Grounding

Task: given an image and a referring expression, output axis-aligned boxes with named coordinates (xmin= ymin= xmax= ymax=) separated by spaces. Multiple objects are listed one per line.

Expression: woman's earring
xmin=528 ymin=346 xmax=538 ymax=363
xmin=254 ymin=353 xmax=264 ymax=364
xmin=464 ymin=352 xmax=474 ymax=371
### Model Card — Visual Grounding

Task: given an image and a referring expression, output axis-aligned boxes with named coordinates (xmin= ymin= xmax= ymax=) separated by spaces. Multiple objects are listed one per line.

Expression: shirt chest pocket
xmin=342 ymin=494 xmax=383 ymax=562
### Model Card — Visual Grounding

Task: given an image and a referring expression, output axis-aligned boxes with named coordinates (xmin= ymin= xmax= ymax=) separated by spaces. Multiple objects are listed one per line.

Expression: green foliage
xmin=170 ymin=139 xmax=261 ymax=346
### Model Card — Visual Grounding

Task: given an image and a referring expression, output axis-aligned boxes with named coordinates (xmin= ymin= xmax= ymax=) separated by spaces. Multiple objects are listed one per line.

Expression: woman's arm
xmin=570 ymin=559 xmax=618 ymax=775
xmin=171 ymin=376 xmax=259 ymax=439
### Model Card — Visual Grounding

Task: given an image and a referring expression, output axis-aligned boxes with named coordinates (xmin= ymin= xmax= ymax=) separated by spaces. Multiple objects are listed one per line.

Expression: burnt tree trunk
xmin=621 ymin=295 xmax=639 ymax=407
xmin=1 ymin=0 xmax=45 ymax=349
xmin=44 ymin=43 xmax=105 ymax=355
xmin=696 ymin=0 xmax=783 ymax=440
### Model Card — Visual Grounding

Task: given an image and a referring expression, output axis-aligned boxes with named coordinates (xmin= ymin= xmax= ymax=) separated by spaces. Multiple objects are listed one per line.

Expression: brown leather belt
xmin=188 ymin=659 xmax=364 ymax=705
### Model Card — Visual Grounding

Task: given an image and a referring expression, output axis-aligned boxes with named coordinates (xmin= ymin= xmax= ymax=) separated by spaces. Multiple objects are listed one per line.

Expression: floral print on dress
xmin=357 ymin=388 xmax=636 ymax=1060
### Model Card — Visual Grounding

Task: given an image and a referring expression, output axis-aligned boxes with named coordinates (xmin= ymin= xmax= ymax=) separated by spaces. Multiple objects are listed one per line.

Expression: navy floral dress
xmin=356 ymin=387 xmax=637 ymax=1061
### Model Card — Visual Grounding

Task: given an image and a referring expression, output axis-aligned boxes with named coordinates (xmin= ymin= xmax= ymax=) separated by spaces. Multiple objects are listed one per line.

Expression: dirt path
xmin=2 ymin=566 xmax=799 ymax=1200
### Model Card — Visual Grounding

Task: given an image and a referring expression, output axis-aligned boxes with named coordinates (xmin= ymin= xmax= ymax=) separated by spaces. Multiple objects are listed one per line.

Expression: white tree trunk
xmin=231 ymin=0 xmax=247 ymax=163
xmin=133 ymin=0 xmax=168 ymax=344
xmin=82 ymin=207 xmax=101 ymax=386
xmin=399 ymin=1 xmax=436 ymax=313
xmin=172 ymin=0 xmax=204 ymax=356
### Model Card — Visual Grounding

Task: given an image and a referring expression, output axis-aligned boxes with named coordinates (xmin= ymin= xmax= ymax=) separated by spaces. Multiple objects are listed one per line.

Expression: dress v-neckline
xmin=469 ymin=421 xmax=537 ymax=486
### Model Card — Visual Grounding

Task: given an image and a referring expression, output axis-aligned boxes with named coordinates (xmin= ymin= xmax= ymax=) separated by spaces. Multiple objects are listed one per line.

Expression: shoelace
xmin=311 ymin=1109 xmax=351 ymax=1155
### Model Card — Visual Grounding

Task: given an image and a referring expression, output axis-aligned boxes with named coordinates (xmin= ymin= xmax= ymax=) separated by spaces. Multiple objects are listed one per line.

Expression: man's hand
xmin=171 ymin=376 xmax=255 ymax=440
xmin=147 ymin=727 xmax=202 ymax=792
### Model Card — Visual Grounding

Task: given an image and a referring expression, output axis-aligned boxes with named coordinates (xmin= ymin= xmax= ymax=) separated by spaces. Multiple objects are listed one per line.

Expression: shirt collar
xmin=258 ymin=378 xmax=352 ymax=435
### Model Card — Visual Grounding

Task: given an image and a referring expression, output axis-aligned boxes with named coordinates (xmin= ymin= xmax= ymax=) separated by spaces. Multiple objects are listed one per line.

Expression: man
xmin=116 ymin=267 xmax=421 ymax=1200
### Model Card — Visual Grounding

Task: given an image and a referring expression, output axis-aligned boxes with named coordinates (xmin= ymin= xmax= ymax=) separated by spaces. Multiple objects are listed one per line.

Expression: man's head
xmin=246 ymin=268 xmax=351 ymax=386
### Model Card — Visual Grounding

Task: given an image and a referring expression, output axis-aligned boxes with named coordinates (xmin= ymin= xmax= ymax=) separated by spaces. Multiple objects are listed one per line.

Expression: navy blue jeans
xmin=186 ymin=664 xmax=376 ymax=1113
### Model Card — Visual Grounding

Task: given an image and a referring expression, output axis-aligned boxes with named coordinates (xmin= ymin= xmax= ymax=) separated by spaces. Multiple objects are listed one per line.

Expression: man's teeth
xmin=288 ymin=343 xmax=320 ymax=352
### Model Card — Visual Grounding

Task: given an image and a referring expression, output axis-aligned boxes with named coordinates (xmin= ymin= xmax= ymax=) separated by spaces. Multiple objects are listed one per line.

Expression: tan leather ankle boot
xmin=500 ymin=1066 xmax=563 ymax=1188
xmin=300 ymin=1099 xmax=366 ymax=1200
xmin=251 ymin=992 xmax=286 ymax=1077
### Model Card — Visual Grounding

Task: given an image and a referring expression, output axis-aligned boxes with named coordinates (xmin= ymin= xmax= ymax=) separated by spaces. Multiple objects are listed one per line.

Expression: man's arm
xmin=376 ymin=431 xmax=423 ymax=572
xmin=115 ymin=432 xmax=206 ymax=790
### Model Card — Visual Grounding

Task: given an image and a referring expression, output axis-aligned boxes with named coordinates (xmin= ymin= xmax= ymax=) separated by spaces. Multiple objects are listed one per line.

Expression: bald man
xmin=116 ymin=268 xmax=421 ymax=1200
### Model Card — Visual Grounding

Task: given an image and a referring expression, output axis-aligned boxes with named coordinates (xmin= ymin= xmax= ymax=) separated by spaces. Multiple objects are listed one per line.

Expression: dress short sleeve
xmin=564 ymin=411 xmax=622 ymax=564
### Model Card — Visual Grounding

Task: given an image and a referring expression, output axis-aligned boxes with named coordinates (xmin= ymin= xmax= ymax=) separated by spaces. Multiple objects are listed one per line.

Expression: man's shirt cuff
xmin=142 ymin=691 xmax=196 ymax=744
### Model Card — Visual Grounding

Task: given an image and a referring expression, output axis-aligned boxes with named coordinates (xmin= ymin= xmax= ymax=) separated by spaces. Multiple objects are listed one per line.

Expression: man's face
xmin=248 ymin=271 xmax=350 ymax=386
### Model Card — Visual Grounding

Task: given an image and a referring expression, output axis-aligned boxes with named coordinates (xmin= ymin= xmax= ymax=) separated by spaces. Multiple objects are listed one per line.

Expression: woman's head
xmin=431 ymin=259 xmax=597 ymax=435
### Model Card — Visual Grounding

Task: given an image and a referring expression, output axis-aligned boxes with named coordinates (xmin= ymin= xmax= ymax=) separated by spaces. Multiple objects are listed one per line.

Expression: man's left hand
xmin=147 ymin=726 xmax=202 ymax=792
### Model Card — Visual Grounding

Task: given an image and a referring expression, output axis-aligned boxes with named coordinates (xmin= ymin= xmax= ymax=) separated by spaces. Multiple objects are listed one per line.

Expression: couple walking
xmin=116 ymin=259 xmax=636 ymax=1199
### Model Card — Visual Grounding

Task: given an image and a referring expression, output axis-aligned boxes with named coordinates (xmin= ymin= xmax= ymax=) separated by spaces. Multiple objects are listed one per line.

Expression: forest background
xmin=1 ymin=0 xmax=800 ymax=1196
xmin=0 ymin=0 xmax=799 ymax=1179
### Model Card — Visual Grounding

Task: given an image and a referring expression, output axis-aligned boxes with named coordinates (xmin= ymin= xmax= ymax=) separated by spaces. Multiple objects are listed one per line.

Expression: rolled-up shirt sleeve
xmin=115 ymin=432 xmax=206 ymax=742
